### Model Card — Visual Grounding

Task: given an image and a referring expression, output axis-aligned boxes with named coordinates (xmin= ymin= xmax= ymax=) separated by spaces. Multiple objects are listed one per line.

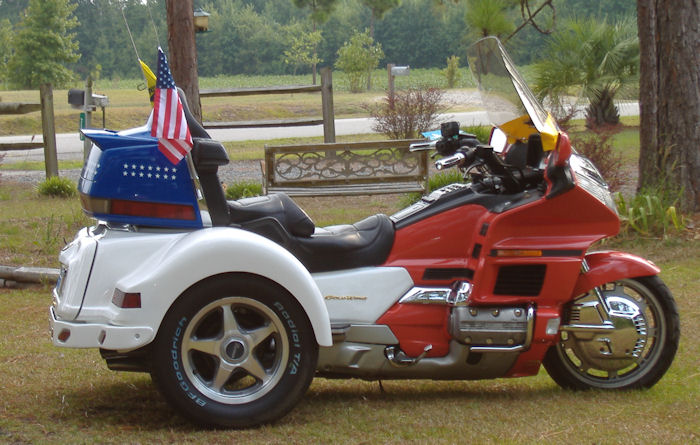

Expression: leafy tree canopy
xmin=335 ymin=29 xmax=383 ymax=92
xmin=7 ymin=0 xmax=79 ymax=88
xmin=533 ymin=17 xmax=639 ymax=127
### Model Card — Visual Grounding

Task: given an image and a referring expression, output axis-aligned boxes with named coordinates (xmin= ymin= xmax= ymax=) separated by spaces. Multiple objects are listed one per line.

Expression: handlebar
xmin=409 ymin=141 xmax=437 ymax=152
xmin=435 ymin=152 xmax=466 ymax=170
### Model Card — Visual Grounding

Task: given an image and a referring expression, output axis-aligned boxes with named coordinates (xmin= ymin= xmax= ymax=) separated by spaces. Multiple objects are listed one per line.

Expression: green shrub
xmin=335 ymin=30 xmax=384 ymax=93
xmin=571 ymin=129 xmax=624 ymax=191
xmin=400 ymin=170 xmax=466 ymax=207
xmin=442 ymin=55 xmax=462 ymax=89
xmin=615 ymin=191 xmax=684 ymax=238
xmin=463 ymin=125 xmax=491 ymax=144
xmin=37 ymin=176 xmax=76 ymax=198
xmin=225 ymin=180 xmax=262 ymax=200
xmin=366 ymin=87 xmax=446 ymax=139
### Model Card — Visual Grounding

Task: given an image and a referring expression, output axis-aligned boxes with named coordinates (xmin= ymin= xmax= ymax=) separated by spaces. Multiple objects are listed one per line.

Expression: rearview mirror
xmin=489 ymin=127 xmax=508 ymax=153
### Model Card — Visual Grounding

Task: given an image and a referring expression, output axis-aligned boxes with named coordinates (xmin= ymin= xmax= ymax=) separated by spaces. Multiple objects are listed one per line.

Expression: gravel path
xmin=1 ymin=159 xmax=263 ymax=185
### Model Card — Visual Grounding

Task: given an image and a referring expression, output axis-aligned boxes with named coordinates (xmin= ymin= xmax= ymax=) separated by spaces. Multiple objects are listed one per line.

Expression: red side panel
xmin=505 ymin=305 xmax=562 ymax=377
xmin=376 ymin=304 xmax=452 ymax=357
xmin=384 ymin=205 xmax=487 ymax=285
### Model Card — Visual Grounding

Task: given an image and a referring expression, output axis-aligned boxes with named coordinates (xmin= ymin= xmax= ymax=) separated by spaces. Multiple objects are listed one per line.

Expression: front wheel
xmin=151 ymin=274 xmax=318 ymax=428
xmin=544 ymin=276 xmax=680 ymax=390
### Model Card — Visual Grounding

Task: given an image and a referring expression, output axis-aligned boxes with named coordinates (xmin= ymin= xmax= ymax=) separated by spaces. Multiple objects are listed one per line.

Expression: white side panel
xmin=313 ymin=267 xmax=413 ymax=323
xmin=54 ymin=228 xmax=97 ymax=320
xmin=77 ymin=227 xmax=332 ymax=347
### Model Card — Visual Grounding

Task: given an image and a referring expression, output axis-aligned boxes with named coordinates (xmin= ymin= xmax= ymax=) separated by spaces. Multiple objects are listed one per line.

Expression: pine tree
xmin=0 ymin=19 xmax=12 ymax=86
xmin=7 ymin=0 xmax=79 ymax=88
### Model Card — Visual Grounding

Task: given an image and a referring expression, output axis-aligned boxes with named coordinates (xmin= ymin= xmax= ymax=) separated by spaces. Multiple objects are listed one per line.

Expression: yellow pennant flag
xmin=139 ymin=59 xmax=157 ymax=106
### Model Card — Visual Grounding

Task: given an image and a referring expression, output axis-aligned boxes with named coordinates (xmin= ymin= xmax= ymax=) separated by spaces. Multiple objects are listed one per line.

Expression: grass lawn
xmin=0 ymin=241 xmax=697 ymax=443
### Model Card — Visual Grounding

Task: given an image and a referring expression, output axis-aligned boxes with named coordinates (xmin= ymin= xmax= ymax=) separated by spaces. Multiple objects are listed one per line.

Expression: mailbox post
xmin=83 ymin=76 xmax=92 ymax=159
xmin=387 ymin=64 xmax=410 ymax=109
xmin=68 ymin=76 xmax=109 ymax=160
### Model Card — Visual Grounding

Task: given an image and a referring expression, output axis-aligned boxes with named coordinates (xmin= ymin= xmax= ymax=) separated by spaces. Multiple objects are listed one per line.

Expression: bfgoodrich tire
xmin=544 ymin=276 xmax=680 ymax=390
xmin=151 ymin=273 xmax=318 ymax=428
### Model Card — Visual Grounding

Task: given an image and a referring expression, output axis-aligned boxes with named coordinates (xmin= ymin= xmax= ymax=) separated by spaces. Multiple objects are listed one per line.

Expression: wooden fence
xmin=199 ymin=67 xmax=336 ymax=143
xmin=0 ymin=84 xmax=58 ymax=178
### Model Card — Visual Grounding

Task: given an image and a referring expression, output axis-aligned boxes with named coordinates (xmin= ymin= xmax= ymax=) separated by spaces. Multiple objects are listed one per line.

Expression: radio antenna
xmin=145 ymin=0 xmax=162 ymax=48
xmin=121 ymin=6 xmax=140 ymax=63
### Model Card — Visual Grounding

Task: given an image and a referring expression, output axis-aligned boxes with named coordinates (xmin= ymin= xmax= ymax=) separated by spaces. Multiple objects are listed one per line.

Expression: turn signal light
xmin=112 ymin=289 xmax=142 ymax=308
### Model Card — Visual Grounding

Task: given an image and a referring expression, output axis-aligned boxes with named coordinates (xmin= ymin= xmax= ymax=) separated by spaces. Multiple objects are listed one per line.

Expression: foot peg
xmin=385 ymin=344 xmax=433 ymax=368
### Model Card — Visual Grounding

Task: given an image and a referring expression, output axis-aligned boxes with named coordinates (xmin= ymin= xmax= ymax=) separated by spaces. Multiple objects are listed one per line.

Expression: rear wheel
xmin=151 ymin=274 xmax=318 ymax=427
xmin=544 ymin=276 xmax=679 ymax=390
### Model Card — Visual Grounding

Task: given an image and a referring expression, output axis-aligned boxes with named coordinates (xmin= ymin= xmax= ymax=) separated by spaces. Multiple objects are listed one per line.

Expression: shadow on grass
xmin=56 ymin=374 xmax=575 ymax=430
xmin=57 ymin=379 xmax=197 ymax=431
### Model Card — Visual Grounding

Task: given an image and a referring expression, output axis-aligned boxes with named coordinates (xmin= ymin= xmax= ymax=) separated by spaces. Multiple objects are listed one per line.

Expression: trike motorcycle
xmin=49 ymin=37 xmax=679 ymax=427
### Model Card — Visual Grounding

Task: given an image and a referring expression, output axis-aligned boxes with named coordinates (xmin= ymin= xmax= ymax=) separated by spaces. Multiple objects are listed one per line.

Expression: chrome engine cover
xmin=449 ymin=306 xmax=530 ymax=347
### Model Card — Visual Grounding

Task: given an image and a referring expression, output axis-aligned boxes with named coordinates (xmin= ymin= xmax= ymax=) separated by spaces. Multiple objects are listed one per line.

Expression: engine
xmin=449 ymin=306 xmax=531 ymax=348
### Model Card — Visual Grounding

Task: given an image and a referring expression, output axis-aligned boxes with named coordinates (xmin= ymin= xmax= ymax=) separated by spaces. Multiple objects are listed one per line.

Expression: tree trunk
xmin=637 ymin=0 xmax=700 ymax=212
xmin=166 ymin=0 xmax=202 ymax=123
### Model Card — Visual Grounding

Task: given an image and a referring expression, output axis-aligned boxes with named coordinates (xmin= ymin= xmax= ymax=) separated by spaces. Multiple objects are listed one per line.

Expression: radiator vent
xmin=493 ymin=264 xmax=546 ymax=296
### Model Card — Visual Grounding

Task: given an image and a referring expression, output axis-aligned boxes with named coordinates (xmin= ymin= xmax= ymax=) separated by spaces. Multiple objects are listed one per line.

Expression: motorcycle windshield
xmin=467 ymin=37 xmax=560 ymax=151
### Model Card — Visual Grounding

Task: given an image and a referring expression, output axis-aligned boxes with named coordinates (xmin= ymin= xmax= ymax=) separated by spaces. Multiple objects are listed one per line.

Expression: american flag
xmin=150 ymin=47 xmax=192 ymax=165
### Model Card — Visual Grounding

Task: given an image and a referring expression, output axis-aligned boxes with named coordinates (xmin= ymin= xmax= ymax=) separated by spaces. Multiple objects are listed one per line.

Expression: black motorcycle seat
xmin=228 ymin=194 xmax=315 ymax=238
xmin=236 ymin=199 xmax=396 ymax=273
xmin=292 ymin=214 xmax=395 ymax=272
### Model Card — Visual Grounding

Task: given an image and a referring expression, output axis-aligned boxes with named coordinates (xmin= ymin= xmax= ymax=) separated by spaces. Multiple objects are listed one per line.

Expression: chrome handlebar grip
xmin=435 ymin=152 xmax=466 ymax=170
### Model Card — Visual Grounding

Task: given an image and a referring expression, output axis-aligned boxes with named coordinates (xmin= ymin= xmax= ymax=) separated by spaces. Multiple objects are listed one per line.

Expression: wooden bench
xmin=262 ymin=139 xmax=428 ymax=196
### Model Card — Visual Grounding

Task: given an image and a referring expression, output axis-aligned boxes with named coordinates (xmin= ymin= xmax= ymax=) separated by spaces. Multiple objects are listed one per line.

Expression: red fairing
xmin=379 ymin=167 xmax=620 ymax=362
xmin=471 ymin=186 xmax=620 ymax=307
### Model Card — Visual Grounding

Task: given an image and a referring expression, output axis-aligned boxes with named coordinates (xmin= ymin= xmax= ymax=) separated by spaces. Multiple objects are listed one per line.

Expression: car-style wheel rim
xmin=181 ymin=296 xmax=289 ymax=404
xmin=557 ymin=279 xmax=666 ymax=388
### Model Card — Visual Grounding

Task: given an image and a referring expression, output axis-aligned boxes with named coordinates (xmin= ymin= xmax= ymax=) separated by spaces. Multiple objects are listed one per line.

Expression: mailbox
xmin=390 ymin=66 xmax=410 ymax=76
xmin=68 ymin=89 xmax=109 ymax=110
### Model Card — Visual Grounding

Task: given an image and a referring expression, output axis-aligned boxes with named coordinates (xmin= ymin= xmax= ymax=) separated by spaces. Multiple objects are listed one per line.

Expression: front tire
xmin=151 ymin=274 xmax=318 ymax=428
xmin=544 ymin=276 xmax=679 ymax=390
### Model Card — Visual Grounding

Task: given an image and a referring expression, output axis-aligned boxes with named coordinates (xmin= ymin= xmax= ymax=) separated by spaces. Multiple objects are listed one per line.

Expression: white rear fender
xmin=106 ymin=227 xmax=331 ymax=347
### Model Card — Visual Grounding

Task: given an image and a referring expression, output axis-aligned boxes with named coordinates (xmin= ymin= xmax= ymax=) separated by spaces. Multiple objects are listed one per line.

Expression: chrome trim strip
xmin=559 ymin=322 xmax=616 ymax=333
xmin=398 ymin=287 xmax=452 ymax=305
xmin=399 ymin=282 xmax=473 ymax=306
